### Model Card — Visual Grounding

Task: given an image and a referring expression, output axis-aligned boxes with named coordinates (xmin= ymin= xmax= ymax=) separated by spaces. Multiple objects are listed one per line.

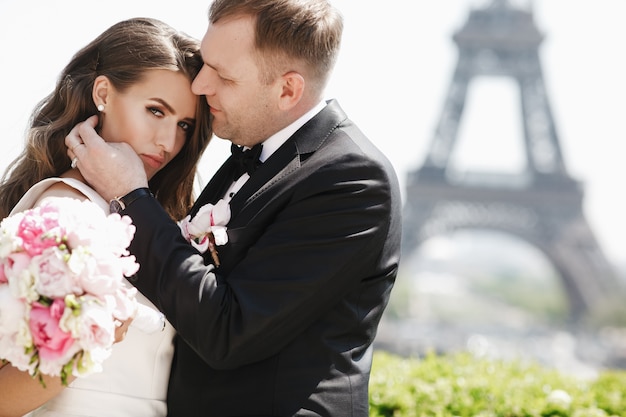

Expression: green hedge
xmin=369 ymin=351 xmax=626 ymax=417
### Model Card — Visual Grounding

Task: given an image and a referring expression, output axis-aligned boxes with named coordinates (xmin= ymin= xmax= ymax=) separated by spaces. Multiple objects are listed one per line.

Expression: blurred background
xmin=1 ymin=0 xmax=625 ymax=376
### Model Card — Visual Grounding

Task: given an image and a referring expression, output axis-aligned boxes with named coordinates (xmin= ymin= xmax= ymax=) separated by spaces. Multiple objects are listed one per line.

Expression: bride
xmin=0 ymin=17 xmax=211 ymax=416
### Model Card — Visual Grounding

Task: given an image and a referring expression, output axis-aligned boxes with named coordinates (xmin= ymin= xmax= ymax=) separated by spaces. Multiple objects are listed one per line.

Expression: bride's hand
xmin=114 ymin=317 xmax=133 ymax=343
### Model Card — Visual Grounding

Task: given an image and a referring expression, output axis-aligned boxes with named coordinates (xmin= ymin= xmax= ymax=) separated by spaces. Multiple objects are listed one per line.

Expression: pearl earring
xmin=97 ymin=104 xmax=105 ymax=112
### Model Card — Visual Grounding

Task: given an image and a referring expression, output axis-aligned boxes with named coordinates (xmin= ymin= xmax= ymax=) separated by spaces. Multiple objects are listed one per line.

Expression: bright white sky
xmin=1 ymin=0 xmax=625 ymax=266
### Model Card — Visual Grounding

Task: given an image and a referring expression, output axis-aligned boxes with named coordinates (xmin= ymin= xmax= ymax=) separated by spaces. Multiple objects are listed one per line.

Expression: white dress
xmin=13 ymin=178 xmax=175 ymax=417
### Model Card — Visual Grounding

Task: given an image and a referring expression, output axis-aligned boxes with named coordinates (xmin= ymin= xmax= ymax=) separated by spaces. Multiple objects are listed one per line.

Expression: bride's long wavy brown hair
xmin=0 ymin=17 xmax=212 ymax=220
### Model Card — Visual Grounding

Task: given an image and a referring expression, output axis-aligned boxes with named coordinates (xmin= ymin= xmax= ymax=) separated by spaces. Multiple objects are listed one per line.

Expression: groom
xmin=68 ymin=0 xmax=401 ymax=415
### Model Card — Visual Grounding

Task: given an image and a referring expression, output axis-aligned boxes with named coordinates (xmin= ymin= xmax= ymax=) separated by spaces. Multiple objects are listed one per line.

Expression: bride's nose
xmin=155 ymin=124 xmax=178 ymax=153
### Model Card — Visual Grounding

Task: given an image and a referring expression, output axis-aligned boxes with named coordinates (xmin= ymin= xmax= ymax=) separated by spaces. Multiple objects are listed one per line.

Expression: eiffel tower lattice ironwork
xmin=402 ymin=0 xmax=621 ymax=320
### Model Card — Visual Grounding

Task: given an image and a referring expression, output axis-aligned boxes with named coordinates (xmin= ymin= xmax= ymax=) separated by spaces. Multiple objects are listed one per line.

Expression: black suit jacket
xmin=125 ymin=100 xmax=402 ymax=416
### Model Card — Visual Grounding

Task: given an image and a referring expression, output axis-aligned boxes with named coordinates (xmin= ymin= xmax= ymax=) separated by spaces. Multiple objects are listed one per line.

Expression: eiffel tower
xmin=402 ymin=0 xmax=621 ymax=320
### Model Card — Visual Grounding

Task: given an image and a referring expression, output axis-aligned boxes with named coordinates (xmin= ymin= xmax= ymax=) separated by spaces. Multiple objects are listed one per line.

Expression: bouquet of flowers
xmin=0 ymin=197 xmax=140 ymax=386
xmin=178 ymin=199 xmax=230 ymax=266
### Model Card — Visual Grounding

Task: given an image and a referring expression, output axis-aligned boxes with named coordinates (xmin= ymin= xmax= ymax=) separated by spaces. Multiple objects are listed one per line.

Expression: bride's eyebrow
xmin=149 ymin=98 xmax=176 ymax=114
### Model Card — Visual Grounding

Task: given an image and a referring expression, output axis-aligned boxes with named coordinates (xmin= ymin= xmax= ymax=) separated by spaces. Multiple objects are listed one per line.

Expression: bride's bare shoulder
xmin=33 ymin=181 xmax=89 ymax=208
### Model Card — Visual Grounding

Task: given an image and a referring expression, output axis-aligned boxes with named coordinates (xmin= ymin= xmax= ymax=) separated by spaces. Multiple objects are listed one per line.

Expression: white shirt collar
xmin=258 ymin=100 xmax=326 ymax=163
xmin=222 ymin=101 xmax=326 ymax=201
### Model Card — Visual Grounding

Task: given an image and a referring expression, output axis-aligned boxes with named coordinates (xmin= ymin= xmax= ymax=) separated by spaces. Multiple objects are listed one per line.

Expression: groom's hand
xmin=65 ymin=115 xmax=148 ymax=202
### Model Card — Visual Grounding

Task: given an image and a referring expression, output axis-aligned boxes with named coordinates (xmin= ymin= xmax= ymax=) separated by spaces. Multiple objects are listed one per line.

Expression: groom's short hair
xmin=208 ymin=0 xmax=343 ymax=91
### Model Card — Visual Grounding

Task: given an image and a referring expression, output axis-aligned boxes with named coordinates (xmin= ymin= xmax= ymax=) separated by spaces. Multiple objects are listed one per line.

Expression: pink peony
xmin=16 ymin=206 xmax=63 ymax=257
xmin=70 ymin=298 xmax=116 ymax=351
xmin=109 ymin=286 xmax=138 ymax=321
xmin=31 ymin=248 xmax=80 ymax=298
xmin=29 ymin=299 xmax=75 ymax=362
xmin=4 ymin=252 xmax=33 ymax=279
xmin=101 ymin=214 xmax=136 ymax=257
xmin=70 ymin=250 xmax=125 ymax=296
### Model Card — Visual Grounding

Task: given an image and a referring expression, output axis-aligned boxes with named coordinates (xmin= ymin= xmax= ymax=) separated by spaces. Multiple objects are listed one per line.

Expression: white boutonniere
xmin=178 ymin=199 xmax=230 ymax=267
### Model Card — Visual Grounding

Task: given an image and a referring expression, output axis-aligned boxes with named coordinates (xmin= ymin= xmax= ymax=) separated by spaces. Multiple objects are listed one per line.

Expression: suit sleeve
xmin=125 ymin=150 xmax=399 ymax=369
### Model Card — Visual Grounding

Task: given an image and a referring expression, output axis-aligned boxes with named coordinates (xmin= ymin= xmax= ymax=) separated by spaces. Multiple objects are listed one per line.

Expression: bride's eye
xmin=148 ymin=107 xmax=164 ymax=117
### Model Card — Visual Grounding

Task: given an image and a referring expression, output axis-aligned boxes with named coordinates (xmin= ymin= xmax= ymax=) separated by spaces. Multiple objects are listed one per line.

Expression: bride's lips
xmin=142 ymin=154 xmax=165 ymax=169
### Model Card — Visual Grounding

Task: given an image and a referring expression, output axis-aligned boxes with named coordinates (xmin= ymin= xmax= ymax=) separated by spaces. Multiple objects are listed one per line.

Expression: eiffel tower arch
xmin=402 ymin=0 xmax=621 ymax=320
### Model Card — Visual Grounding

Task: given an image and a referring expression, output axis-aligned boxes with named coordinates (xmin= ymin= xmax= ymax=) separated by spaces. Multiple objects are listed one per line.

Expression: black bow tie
xmin=231 ymin=143 xmax=263 ymax=180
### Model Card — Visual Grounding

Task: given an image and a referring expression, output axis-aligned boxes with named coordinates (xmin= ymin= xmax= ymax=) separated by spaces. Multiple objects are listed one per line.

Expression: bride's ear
xmin=92 ymin=75 xmax=111 ymax=111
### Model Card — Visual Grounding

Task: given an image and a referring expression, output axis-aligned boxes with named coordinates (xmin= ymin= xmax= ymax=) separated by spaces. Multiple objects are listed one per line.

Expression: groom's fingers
xmin=64 ymin=114 xmax=148 ymax=199
xmin=65 ymin=115 xmax=99 ymax=158
xmin=76 ymin=115 xmax=101 ymax=148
